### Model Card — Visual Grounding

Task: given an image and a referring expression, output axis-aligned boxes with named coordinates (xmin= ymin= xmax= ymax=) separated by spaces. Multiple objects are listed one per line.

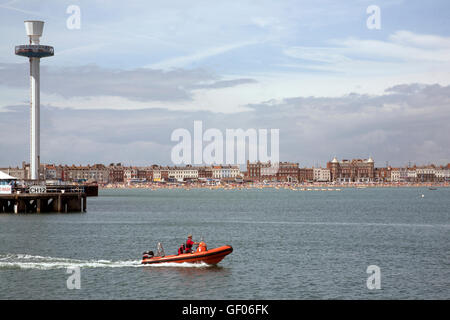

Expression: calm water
xmin=0 ymin=188 xmax=449 ymax=299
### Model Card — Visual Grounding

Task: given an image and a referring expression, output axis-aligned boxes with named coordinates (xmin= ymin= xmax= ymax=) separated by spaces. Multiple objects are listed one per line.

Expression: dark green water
xmin=0 ymin=188 xmax=449 ymax=299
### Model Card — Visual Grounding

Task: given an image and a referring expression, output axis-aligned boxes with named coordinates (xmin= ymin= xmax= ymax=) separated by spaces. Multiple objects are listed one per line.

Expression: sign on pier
xmin=0 ymin=185 xmax=12 ymax=194
xmin=29 ymin=185 xmax=47 ymax=194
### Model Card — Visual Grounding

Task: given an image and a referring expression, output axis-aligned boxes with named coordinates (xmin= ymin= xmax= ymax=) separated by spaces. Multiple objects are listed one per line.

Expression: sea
xmin=0 ymin=187 xmax=449 ymax=299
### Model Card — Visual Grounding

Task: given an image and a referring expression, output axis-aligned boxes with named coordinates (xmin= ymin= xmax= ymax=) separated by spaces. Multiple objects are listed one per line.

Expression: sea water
xmin=0 ymin=188 xmax=449 ymax=299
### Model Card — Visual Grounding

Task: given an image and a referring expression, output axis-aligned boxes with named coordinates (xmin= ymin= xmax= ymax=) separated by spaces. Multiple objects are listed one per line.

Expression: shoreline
xmin=99 ymin=182 xmax=450 ymax=190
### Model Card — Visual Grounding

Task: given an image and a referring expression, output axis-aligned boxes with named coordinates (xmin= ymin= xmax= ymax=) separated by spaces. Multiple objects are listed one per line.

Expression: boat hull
xmin=141 ymin=245 xmax=233 ymax=265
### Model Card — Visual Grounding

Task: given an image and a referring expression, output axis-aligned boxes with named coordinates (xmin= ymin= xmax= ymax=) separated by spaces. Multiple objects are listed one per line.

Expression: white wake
xmin=0 ymin=254 xmax=212 ymax=270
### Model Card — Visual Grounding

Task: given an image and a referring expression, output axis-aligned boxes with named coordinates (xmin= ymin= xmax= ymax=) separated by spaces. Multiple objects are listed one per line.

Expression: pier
xmin=0 ymin=185 xmax=97 ymax=214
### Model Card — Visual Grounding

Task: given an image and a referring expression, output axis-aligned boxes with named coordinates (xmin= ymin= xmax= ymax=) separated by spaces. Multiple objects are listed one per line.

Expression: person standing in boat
xmin=185 ymin=234 xmax=199 ymax=253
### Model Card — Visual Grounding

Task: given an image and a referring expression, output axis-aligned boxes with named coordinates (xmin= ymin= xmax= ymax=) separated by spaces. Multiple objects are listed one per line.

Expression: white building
xmin=212 ymin=165 xmax=241 ymax=179
xmin=416 ymin=167 xmax=435 ymax=176
xmin=152 ymin=168 xmax=161 ymax=181
xmin=391 ymin=170 xmax=401 ymax=182
xmin=313 ymin=167 xmax=331 ymax=182
xmin=407 ymin=169 xmax=417 ymax=180
xmin=435 ymin=168 xmax=450 ymax=180
xmin=261 ymin=162 xmax=278 ymax=177
xmin=168 ymin=166 xmax=198 ymax=181
xmin=123 ymin=167 xmax=138 ymax=182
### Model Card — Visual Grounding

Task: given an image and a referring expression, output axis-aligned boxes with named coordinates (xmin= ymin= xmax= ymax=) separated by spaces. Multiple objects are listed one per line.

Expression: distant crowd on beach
xmin=100 ymin=180 xmax=449 ymax=190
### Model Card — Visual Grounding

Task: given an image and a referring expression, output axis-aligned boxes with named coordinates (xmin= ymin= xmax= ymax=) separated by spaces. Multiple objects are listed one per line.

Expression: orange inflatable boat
xmin=141 ymin=243 xmax=233 ymax=265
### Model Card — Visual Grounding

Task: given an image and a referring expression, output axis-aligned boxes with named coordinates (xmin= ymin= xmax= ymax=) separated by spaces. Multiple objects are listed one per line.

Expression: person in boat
xmin=197 ymin=241 xmax=207 ymax=252
xmin=185 ymin=234 xmax=199 ymax=253
xmin=178 ymin=243 xmax=185 ymax=255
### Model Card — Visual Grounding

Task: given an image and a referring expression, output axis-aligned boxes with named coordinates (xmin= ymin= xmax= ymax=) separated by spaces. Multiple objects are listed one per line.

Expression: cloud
xmin=283 ymin=47 xmax=351 ymax=64
xmin=388 ymin=30 xmax=450 ymax=49
xmin=246 ymin=83 xmax=450 ymax=166
xmin=190 ymin=78 xmax=258 ymax=90
xmin=147 ymin=40 xmax=260 ymax=70
xmin=251 ymin=17 xmax=279 ymax=29
xmin=0 ymin=83 xmax=448 ymax=167
xmin=282 ymin=31 xmax=450 ymax=76
xmin=0 ymin=63 xmax=257 ymax=103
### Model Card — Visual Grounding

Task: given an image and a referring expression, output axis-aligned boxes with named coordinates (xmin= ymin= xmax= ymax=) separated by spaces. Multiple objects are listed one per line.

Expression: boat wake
xmin=0 ymin=253 xmax=142 ymax=270
xmin=0 ymin=254 xmax=212 ymax=270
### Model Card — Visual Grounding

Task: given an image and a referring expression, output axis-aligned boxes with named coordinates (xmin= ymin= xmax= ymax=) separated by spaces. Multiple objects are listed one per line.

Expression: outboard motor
xmin=142 ymin=251 xmax=154 ymax=260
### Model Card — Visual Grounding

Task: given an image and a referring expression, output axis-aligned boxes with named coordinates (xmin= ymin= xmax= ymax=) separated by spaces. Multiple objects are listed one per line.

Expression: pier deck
xmin=0 ymin=185 xmax=97 ymax=214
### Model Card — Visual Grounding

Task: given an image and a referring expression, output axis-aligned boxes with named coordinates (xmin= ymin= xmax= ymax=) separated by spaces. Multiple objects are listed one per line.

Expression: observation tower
xmin=15 ymin=21 xmax=54 ymax=180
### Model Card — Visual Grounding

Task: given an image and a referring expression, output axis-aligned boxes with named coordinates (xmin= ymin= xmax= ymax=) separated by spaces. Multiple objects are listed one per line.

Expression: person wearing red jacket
xmin=177 ymin=243 xmax=185 ymax=255
xmin=185 ymin=234 xmax=199 ymax=253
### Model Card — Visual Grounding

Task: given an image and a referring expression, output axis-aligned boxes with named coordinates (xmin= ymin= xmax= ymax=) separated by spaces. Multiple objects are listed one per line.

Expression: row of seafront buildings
xmin=1 ymin=158 xmax=450 ymax=184
xmin=247 ymin=158 xmax=376 ymax=183
xmin=0 ymin=162 xmax=241 ymax=184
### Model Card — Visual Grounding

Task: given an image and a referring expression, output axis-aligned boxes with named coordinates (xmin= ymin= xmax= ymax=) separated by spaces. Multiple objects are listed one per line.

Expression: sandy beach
xmin=100 ymin=181 xmax=450 ymax=191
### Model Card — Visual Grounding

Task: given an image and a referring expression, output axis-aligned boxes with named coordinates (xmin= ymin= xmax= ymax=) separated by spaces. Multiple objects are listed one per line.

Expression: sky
xmin=0 ymin=0 xmax=449 ymax=167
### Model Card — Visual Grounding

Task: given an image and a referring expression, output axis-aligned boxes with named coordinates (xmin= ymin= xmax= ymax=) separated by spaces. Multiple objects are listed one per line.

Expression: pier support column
xmin=67 ymin=196 xmax=81 ymax=212
xmin=26 ymin=199 xmax=37 ymax=213
xmin=6 ymin=200 xmax=14 ymax=213
xmin=14 ymin=199 xmax=26 ymax=214
xmin=82 ymin=195 xmax=87 ymax=212
xmin=36 ymin=198 xmax=41 ymax=213
xmin=50 ymin=197 xmax=58 ymax=212
xmin=57 ymin=195 xmax=63 ymax=213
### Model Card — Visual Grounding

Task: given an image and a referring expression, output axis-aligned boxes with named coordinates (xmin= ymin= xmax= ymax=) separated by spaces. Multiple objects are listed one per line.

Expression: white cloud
xmin=388 ymin=30 xmax=450 ymax=49
xmin=284 ymin=31 xmax=450 ymax=70
xmin=147 ymin=40 xmax=260 ymax=70
xmin=276 ymin=31 xmax=450 ymax=97
xmin=251 ymin=16 xmax=280 ymax=29
xmin=283 ymin=47 xmax=351 ymax=64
